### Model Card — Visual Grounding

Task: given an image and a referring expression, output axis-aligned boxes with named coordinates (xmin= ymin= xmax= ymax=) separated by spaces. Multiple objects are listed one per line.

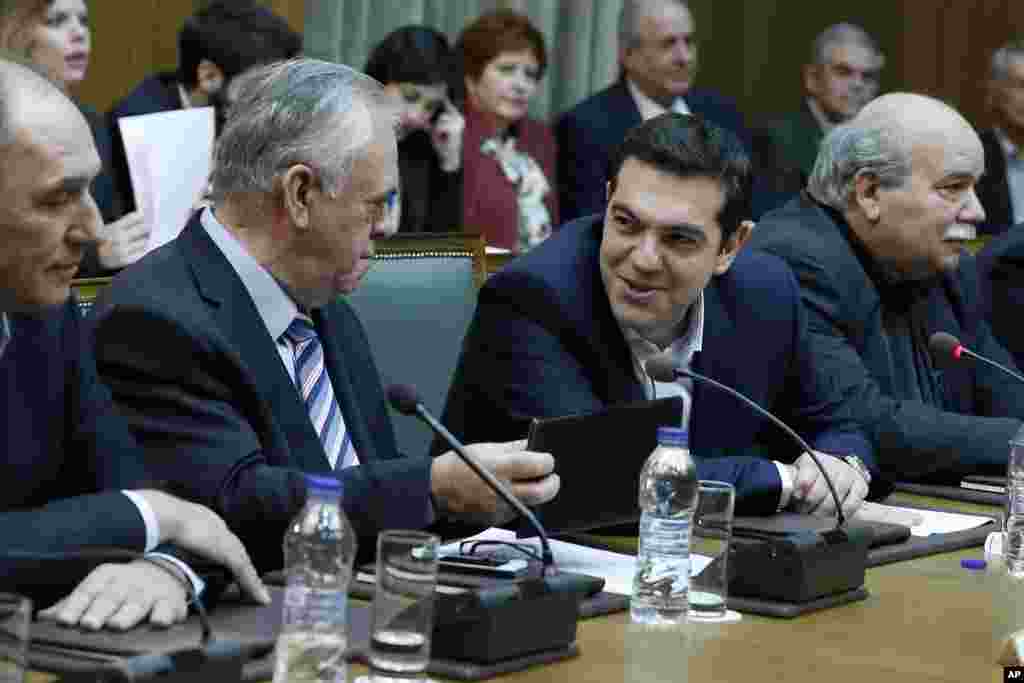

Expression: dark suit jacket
xmin=90 ymin=214 xmax=434 ymax=573
xmin=977 ymin=224 xmax=1024 ymax=370
xmin=462 ymin=102 xmax=559 ymax=251
xmin=437 ymin=215 xmax=877 ymax=515
xmin=752 ymin=193 xmax=1024 ymax=480
xmin=106 ymin=72 xmax=183 ymax=218
xmin=77 ymin=101 xmax=125 ymax=278
xmin=555 ymin=79 xmax=750 ymax=223
xmin=977 ymin=128 xmax=1016 ymax=236
xmin=1 ymin=301 xmax=150 ymax=605
xmin=750 ymin=101 xmax=823 ymax=217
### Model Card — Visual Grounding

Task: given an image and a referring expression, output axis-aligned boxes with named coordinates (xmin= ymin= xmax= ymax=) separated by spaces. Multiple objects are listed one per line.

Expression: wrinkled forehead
xmin=2 ymin=95 xmax=99 ymax=175
xmin=639 ymin=1 xmax=695 ymax=39
xmin=826 ymin=42 xmax=883 ymax=71
xmin=910 ymin=121 xmax=984 ymax=180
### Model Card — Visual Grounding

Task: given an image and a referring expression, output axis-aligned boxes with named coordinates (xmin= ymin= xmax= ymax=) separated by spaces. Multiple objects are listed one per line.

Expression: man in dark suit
xmin=91 ymin=59 xmax=559 ymax=575
xmin=977 ymin=224 xmax=1024 ymax=369
xmin=556 ymin=0 xmax=749 ymax=223
xmin=440 ymin=113 xmax=877 ymax=518
xmin=752 ymin=93 xmax=1024 ymax=482
xmin=751 ymin=23 xmax=884 ymax=217
xmin=0 ymin=58 xmax=267 ymax=627
xmin=976 ymin=40 xmax=1024 ymax=235
xmin=106 ymin=0 xmax=301 ymax=218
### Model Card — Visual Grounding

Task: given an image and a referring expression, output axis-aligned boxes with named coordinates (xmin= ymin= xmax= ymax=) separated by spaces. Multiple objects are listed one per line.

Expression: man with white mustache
xmin=752 ymin=92 xmax=1024 ymax=483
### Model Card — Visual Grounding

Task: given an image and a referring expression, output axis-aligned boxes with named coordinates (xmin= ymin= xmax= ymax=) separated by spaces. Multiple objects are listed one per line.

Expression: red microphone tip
xmin=953 ymin=345 xmax=963 ymax=359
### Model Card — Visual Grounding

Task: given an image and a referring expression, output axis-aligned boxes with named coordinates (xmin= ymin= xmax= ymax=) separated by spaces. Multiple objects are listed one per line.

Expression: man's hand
xmin=788 ymin=452 xmax=869 ymax=519
xmin=38 ymin=560 xmax=187 ymax=630
xmin=431 ymin=440 xmax=560 ymax=525
xmin=96 ymin=211 xmax=151 ymax=270
xmin=135 ymin=490 xmax=271 ymax=605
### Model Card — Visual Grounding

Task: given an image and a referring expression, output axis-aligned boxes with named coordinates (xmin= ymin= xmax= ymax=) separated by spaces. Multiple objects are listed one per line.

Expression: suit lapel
xmin=181 ymin=218 xmax=330 ymax=473
xmin=313 ymin=306 xmax=378 ymax=463
xmin=689 ymin=281 xmax=738 ymax=450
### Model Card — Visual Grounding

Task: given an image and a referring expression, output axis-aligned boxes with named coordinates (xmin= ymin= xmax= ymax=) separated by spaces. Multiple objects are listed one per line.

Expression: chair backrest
xmin=70 ymin=277 xmax=113 ymax=317
xmin=347 ymin=233 xmax=484 ymax=458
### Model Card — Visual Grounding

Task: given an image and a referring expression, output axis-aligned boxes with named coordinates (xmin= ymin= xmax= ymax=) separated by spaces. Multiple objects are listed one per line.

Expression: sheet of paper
xmin=443 ymin=528 xmax=712 ymax=596
xmin=118 ymin=107 xmax=215 ymax=252
xmin=902 ymin=506 xmax=994 ymax=537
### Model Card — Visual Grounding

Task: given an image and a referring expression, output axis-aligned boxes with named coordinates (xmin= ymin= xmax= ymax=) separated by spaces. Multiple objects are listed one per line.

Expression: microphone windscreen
xmin=928 ymin=332 xmax=962 ymax=367
xmin=386 ymin=383 xmax=422 ymax=415
xmin=644 ymin=354 xmax=678 ymax=383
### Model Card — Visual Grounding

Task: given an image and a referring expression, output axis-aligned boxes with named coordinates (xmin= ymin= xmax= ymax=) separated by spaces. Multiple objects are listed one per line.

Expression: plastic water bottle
xmin=1005 ymin=427 xmax=1024 ymax=577
xmin=630 ymin=427 xmax=698 ymax=625
xmin=272 ymin=475 xmax=357 ymax=683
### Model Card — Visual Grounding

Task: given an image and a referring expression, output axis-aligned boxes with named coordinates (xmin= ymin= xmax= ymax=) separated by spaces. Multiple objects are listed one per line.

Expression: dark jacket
xmin=555 ymin=79 xmax=750 ymax=222
xmin=976 ymin=128 xmax=1016 ymax=236
xmin=749 ymin=101 xmax=823 ymax=217
xmin=397 ymin=130 xmax=462 ymax=234
xmin=977 ymin=224 xmax=1024 ymax=370
xmin=437 ymin=215 xmax=878 ymax=515
xmin=751 ymin=193 xmax=1024 ymax=481
xmin=90 ymin=214 xmax=435 ymax=573
xmin=0 ymin=301 xmax=151 ymax=606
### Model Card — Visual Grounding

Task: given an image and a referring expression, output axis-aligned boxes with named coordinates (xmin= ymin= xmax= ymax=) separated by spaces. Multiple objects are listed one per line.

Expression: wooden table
xmin=28 ymin=493 xmax=1012 ymax=683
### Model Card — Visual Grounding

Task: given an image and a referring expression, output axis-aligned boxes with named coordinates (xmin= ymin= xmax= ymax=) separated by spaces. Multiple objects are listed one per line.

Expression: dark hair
xmin=178 ymin=0 xmax=302 ymax=89
xmin=608 ymin=113 xmax=752 ymax=242
xmin=365 ymin=26 xmax=454 ymax=88
xmin=456 ymin=9 xmax=547 ymax=83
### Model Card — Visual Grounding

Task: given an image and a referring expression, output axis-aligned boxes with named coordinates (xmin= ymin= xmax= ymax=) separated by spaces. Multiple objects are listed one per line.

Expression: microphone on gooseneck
xmin=928 ymin=331 xmax=1024 ymax=384
xmin=644 ymin=354 xmax=848 ymax=529
xmin=385 ymin=383 xmax=556 ymax=573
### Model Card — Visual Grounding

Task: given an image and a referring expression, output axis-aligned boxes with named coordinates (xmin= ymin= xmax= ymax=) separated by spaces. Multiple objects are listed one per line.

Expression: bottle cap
xmin=656 ymin=427 xmax=688 ymax=447
xmin=305 ymin=474 xmax=342 ymax=497
xmin=960 ymin=558 xmax=986 ymax=570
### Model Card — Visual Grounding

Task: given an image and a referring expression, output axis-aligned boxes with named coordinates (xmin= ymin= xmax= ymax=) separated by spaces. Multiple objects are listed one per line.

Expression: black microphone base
xmin=729 ymin=525 xmax=871 ymax=603
xmin=97 ymin=639 xmax=249 ymax=682
xmin=431 ymin=579 xmax=582 ymax=664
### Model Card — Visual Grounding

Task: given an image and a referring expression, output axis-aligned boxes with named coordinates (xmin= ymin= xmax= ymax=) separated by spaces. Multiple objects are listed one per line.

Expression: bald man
xmin=0 ymin=57 xmax=268 ymax=629
xmin=751 ymin=93 xmax=1024 ymax=483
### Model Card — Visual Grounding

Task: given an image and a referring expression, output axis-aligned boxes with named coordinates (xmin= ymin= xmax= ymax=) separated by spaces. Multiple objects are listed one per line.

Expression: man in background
xmin=976 ymin=39 xmax=1024 ymax=235
xmin=107 ymin=0 xmax=301 ymax=217
xmin=556 ymin=0 xmax=748 ymax=222
xmin=752 ymin=23 xmax=884 ymax=216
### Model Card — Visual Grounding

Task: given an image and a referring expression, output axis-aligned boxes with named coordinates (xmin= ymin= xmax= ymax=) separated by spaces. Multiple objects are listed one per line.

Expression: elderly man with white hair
xmin=751 ymin=92 xmax=1024 ymax=484
xmin=90 ymin=58 xmax=559 ymax=574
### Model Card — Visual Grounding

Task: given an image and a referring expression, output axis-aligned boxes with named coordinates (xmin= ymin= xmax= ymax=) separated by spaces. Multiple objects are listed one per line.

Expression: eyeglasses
xmin=458 ymin=538 xmax=543 ymax=564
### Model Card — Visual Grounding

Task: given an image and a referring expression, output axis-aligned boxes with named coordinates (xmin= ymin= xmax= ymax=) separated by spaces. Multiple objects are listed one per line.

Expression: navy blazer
xmin=1 ymin=301 xmax=150 ymax=605
xmin=976 ymin=128 xmax=1016 ymax=236
xmin=977 ymin=224 xmax=1024 ymax=370
xmin=438 ymin=215 xmax=876 ymax=515
xmin=106 ymin=72 xmax=183 ymax=217
xmin=90 ymin=214 xmax=434 ymax=573
xmin=752 ymin=194 xmax=1024 ymax=480
xmin=555 ymin=79 xmax=750 ymax=223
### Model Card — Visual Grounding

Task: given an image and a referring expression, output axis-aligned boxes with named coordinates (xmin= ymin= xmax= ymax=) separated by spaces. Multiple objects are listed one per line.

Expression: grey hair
xmin=0 ymin=53 xmax=67 ymax=147
xmin=810 ymin=23 xmax=881 ymax=66
xmin=991 ymin=39 xmax=1024 ymax=81
xmin=618 ymin=0 xmax=688 ymax=50
xmin=807 ymin=119 xmax=911 ymax=209
xmin=210 ymin=57 xmax=389 ymax=200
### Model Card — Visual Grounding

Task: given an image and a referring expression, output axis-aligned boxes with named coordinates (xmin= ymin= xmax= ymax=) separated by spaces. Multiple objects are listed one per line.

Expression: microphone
xmin=386 ymin=383 xmax=555 ymax=570
xmin=928 ymin=331 xmax=1024 ymax=384
xmin=644 ymin=355 xmax=847 ymax=528
xmin=5 ymin=548 xmax=247 ymax=681
xmin=386 ymin=384 xmax=584 ymax=664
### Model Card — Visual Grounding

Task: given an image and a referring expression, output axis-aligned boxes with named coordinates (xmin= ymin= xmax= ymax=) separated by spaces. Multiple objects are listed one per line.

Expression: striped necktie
xmin=283 ymin=317 xmax=358 ymax=470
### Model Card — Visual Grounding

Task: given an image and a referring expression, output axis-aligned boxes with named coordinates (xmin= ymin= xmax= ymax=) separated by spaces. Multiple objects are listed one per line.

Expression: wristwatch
xmin=843 ymin=454 xmax=872 ymax=486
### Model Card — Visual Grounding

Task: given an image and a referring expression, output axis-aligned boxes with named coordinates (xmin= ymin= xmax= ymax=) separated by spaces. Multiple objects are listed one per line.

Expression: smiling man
xmin=439 ymin=113 xmax=879 ymax=518
xmin=752 ymin=93 xmax=1024 ymax=482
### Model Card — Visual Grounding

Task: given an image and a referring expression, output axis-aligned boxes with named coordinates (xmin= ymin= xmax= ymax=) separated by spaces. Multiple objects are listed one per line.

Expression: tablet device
xmin=523 ymin=397 xmax=683 ymax=535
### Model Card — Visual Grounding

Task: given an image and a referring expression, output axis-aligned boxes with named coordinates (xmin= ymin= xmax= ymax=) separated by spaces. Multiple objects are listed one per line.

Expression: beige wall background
xmin=76 ymin=0 xmax=1024 ymax=131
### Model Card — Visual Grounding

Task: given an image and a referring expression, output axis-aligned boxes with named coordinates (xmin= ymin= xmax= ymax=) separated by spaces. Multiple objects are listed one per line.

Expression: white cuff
xmin=146 ymin=553 xmax=207 ymax=598
xmin=121 ymin=490 xmax=159 ymax=552
xmin=774 ymin=461 xmax=794 ymax=511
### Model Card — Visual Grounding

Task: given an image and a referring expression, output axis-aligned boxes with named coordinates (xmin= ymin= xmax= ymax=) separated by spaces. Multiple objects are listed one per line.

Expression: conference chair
xmin=346 ymin=232 xmax=485 ymax=459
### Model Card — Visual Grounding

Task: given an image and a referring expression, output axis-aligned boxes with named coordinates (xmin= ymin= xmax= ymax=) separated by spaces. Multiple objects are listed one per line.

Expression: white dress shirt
xmin=627 ymin=79 xmax=691 ymax=121
xmin=622 ymin=293 xmax=795 ymax=508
